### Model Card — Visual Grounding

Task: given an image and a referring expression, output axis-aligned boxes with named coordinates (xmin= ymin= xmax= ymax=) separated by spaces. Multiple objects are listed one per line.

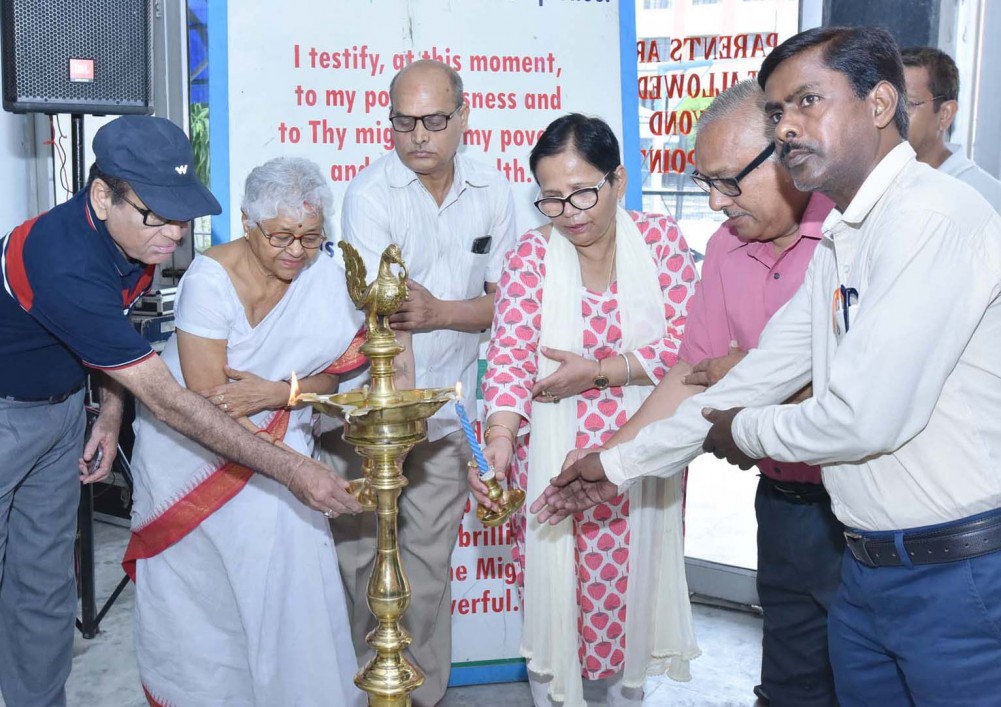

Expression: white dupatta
xmin=522 ymin=208 xmax=699 ymax=704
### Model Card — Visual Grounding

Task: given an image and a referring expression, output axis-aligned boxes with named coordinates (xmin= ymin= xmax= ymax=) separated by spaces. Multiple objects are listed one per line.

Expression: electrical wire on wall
xmin=44 ymin=115 xmax=73 ymax=204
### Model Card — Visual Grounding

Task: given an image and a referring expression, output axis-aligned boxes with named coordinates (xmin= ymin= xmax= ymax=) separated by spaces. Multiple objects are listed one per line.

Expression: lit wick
xmin=287 ymin=371 xmax=300 ymax=407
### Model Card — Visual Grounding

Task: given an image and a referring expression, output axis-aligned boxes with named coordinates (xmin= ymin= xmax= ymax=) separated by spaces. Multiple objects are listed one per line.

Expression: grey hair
xmin=241 ymin=156 xmax=332 ymax=225
xmin=389 ymin=59 xmax=464 ymax=110
xmin=697 ymin=79 xmax=773 ymax=144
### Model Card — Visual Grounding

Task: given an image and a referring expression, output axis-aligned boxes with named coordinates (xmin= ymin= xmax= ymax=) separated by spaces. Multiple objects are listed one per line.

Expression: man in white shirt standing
xmin=901 ymin=46 xmax=1001 ymax=211
xmin=534 ymin=26 xmax=1001 ymax=706
xmin=316 ymin=59 xmax=516 ymax=706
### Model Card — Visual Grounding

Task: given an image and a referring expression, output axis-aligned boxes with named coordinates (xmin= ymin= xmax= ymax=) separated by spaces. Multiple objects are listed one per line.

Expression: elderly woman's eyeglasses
xmin=389 ymin=105 xmax=462 ymax=133
xmin=256 ymin=222 xmax=327 ymax=249
xmin=534 ymin=173 xmax=612 ymax=218
xmin=691 ymin=143 xmax=776 ymax=198
xmin=119 ymin=193 xmax=173 ymax=227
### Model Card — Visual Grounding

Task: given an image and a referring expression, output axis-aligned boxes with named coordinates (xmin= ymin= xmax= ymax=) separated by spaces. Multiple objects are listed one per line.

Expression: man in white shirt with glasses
xmin=900 ymin=46 xmax=1001 ymax=211
xmin=316 ymin=59 xmax=516 ymax=706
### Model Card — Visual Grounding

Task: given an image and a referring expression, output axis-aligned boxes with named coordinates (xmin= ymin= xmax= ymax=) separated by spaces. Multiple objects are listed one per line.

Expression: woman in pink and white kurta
xmin=473 ymin=114 xmax=700 ymax=707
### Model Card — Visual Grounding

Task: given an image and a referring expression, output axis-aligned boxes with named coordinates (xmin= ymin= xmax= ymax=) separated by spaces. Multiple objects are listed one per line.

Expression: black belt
xmin=845 ymin=509 xmax=1001 ymax=568
xmin=760 ymin=476 xmax=829 ymax=505
xmin=1 ymin=381 xmax=85 ymax=404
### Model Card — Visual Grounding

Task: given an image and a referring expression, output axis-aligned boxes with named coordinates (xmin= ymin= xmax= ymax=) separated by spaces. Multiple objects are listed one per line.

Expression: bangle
xmin=484 ymin=423 xmax=517 ymax=445
xmin=621 ymin=353 xmax=632 ymax=386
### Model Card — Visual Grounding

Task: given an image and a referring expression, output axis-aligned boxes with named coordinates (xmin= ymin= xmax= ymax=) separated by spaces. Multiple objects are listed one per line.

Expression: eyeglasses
xmin=119 ymin=193 xmax=173 ymax=228
xmin=534 ymin=173 xmax=612 ymax=218
xmin=389 ymin=105 xmax=462 ymax=132
xmin=255 ymin=222 xmax=326 ymax=249
xmin=691 ymin=143 xmax=776 ymax=198
xmin=905 ymin=96 xmax=948 ymax=113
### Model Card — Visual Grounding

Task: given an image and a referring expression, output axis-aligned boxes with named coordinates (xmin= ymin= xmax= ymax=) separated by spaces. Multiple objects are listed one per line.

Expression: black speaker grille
xmin=2 ymin=0 xmax=151 ymax=114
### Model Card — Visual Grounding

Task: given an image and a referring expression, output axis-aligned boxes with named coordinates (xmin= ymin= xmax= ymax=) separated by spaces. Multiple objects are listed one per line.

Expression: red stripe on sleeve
xmin=84 ymin=349 xmax=157 ymax=371
xmin=5 ymin=216 xmax=42 ymax=311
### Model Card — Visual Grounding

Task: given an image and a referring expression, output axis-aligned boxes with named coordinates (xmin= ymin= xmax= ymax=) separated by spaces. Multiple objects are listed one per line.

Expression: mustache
xmin=780 ymin=141 xmax=817 ymax=162
xmin=723 ymin=209 xmax=748 ymax=219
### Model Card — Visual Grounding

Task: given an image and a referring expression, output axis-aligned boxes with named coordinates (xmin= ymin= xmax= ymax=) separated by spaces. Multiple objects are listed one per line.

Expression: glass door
xmin=634 ymin=0 xmax=802 ymax=605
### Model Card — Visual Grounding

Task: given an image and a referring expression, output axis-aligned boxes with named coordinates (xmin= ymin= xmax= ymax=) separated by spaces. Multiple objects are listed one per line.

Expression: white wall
xmin=0 ymin=111 xmax=37 ymax=231
xmin=969 ymin=0 xmax=1001 ymax=177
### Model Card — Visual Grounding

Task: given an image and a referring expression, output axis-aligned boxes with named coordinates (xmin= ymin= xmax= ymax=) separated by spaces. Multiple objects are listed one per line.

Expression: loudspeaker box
xmin=1 ymin=0 xmax=152 ymax=115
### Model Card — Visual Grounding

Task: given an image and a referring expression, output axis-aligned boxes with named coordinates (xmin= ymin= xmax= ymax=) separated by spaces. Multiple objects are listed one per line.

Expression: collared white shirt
xmin=341 ymin=150 xmax=516 ymax=441
xmin=940 ymin=143 xmax=1001 ymax=212
xmin=603 ymin=142 xmax=1001 ymax=531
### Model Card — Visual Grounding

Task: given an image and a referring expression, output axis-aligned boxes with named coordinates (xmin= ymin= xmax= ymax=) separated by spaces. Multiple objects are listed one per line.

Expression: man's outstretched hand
xmin=701 ymin=406 xmax=758 ymax=470
xmin=529 ymin=450 xmax=619 ymax=525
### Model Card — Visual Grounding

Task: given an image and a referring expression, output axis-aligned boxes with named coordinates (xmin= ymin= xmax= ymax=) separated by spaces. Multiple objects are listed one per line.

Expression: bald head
xmin=697 ymin=79 xmax=772 ymax=144
xmin=389 ymin=59 xmax=464 ymax=109
xmin=694 ymin=80 xmax=810 ymax=248
xmin=387 ymin=59 xmax=470 ymax=186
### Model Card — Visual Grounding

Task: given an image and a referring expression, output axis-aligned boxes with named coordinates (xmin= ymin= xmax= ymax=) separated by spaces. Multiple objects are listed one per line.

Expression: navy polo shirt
xmin=0 ymin=190 xmax=155 ymax=399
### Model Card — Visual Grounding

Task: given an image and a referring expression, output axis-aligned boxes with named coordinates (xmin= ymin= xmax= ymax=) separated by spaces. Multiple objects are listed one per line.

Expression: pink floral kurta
xmin=483 ymin=212 xmax=697 ymax=679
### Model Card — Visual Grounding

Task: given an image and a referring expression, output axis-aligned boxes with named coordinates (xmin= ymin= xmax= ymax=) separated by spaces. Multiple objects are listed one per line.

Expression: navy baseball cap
xmin=92 ymin=116 xmax=221 ymax=221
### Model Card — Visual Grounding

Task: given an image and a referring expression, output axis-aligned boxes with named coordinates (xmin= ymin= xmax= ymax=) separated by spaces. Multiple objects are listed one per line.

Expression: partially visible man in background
xmin=901 ymin=46 xmax=1001 ymax=210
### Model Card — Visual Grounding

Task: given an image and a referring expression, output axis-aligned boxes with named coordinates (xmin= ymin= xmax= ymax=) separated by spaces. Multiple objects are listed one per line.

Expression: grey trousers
xmin=0 ymin=391 xmax=85 ymax=707
xmin=316 ymin=429 xmax=470 ymax=707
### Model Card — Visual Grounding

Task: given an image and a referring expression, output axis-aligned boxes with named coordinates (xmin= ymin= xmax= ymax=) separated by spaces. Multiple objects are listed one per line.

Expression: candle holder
xmin=469 ymin=461 xmax=526 ymax=527
xmin=297 ymin=242 xmax=455 ymax=706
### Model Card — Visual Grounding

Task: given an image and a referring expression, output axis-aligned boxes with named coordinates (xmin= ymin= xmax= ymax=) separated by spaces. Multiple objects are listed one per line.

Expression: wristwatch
xmin=593 ymin=358 xmax=610 ymax=390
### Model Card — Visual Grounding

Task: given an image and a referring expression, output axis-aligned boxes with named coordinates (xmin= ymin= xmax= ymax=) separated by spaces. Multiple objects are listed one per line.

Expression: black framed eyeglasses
xmin=905 ymin=96 xmax=948 ymax=113
xmin=255 ymin=222 xmax=327 ymax=249
xmin=533 ymin=173 xmax=611 ymax=218
xmin=389 ymin=104 xmax=462 ymax=132
xmin=119 ymin=193 xmax=173 ymax=227
xmin=691 ymin=143 xmax=776 ymax=198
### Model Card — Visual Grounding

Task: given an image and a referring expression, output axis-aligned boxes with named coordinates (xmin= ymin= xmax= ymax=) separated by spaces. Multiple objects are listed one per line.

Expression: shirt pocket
xmin=454 ymin=245 xmax=492 ymax=299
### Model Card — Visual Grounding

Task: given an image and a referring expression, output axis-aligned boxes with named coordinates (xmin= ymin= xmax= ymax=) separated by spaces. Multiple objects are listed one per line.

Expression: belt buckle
xmin=844 ymin=530 xmax=876 ymax=567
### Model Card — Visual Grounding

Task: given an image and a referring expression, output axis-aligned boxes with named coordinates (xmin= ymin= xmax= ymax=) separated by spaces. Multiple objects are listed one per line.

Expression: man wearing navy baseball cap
xmin=0 ymin=115 xmax=361 ymax=707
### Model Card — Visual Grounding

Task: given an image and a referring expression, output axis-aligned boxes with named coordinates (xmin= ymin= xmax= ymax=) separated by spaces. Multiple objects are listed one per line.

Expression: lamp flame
xmin=288 ymin=371 xmax=300 ymax=407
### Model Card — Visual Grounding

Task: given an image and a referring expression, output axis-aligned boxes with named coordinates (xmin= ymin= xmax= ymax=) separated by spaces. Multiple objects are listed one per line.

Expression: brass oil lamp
xmin=296 ymin=242 xmax=453 ymax=706
xmin=297 ymin=242 xmax=523 ymax=705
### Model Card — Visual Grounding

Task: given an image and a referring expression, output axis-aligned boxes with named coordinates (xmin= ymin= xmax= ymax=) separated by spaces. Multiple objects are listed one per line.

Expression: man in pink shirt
xmin=682 ymin=81 xmax=840 ymax=707
xmin=570 ymin=80 xmax=840 ymax=706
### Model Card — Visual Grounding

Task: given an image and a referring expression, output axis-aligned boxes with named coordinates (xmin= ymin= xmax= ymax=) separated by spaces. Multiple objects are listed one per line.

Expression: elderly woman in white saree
xmin=472 ymin=114 xmax=701 ymax=706
xmin=126 ymin=157 xmax=366 ymax=706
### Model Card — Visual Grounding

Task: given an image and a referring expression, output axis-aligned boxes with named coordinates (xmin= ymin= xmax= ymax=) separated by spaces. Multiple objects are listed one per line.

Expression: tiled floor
xmin=1 ymin=520 xmax=764 ymax=707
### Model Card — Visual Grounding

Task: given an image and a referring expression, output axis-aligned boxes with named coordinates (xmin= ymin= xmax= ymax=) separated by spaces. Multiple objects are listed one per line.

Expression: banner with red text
xmin=218 ymin=0 xmax=631 ymax=684
xmin=220 ymin=0 xmax=630 ymax=244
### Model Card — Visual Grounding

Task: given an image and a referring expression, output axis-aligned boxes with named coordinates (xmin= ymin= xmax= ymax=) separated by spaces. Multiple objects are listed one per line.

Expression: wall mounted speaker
xmin=2 ymin=0 xmax=152 ymax=115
